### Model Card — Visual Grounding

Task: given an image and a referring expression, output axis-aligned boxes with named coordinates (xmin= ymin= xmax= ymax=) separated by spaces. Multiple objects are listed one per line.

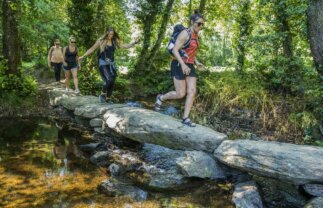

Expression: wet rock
xmin=232 ymin=181 xmax=263 ymax=208
xmin=254 ymin=176 xmax=307 ymax=208
xmin=90 ymin=151 xmax=110 ymax=166
xmin=78 ymin=143 xmax=100 ymax=152
xmin=109 ymin=163 xmax=122 ymax=176
xmin=92 ymin=132 xmax=141 ymax=149
xmin=74 ymin=116 xmax=90 ymax=127
xmin=89 ymin=118 xmax=103 ymax=127
xmin=224 ymin=167 xmax=251 ymax=184
xmin=106 ymin=149 xmax=143 ymax=172
xmin=304 ymin=197 xmax=323 ymax=208
xmin=103 ymin=107 xmax=227 ymax=153
xmin=176 ymin=151 xmax=226 ymax=180
xmin=94 ymin=127 xmax=105 ymax=134
xmin=214 ymin=140 xmax=323 ymax=184
xmin=303 ymin=184 xmax=323 ymax=197
xmin=98 ymin=178 xmax=148 ymax=201
xmin=127 ymin=144 xmax=201 ymax=191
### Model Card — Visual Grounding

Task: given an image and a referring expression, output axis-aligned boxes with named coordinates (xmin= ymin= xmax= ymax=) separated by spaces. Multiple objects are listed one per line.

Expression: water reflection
xmin=0 ymin=119 xmax=234 ymax=208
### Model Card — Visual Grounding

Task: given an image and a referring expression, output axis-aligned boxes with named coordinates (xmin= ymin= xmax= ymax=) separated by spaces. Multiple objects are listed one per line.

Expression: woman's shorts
xmin=170 ymin=60 xmax=197 ymax=80
xmin=64 ymin=64 xmax=78 ymax=71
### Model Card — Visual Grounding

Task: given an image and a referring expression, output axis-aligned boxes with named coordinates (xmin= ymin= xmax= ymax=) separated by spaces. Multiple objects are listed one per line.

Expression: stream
xmin=0 ymin=118 xmax=233 ymax=208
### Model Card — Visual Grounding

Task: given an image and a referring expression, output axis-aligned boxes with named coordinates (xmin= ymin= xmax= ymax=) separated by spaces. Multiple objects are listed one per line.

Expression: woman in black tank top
xmin=79 ymin=27 xmax=140 ymax=103
xmin=63 ymin=36 xmax=80 ymax=93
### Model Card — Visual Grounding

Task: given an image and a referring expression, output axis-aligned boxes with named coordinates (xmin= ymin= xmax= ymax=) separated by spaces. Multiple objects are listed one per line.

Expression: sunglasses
xmin=70 ymin=41 xmax=76 ymax=43
xmin=196 ymin=22 xmax=204 ymax=27
xmin=55 ymin=43 xmax=60 ymax=45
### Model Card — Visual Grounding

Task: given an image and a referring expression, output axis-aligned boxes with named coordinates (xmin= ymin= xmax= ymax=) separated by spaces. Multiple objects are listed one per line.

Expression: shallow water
xmin=0 ymin=118 xmax=233 ymax=208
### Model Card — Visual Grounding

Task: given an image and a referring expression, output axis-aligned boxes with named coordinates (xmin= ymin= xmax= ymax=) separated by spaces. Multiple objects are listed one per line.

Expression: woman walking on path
xmin=63 ymin=36 xmax=80 ymax=93
xmin=155 ymin=10 xmax=205 ymax=127
xmin=79 ymin=27 xmax=140 ymax=103
xmin=47 ymin=39 xmax=64 ymax=84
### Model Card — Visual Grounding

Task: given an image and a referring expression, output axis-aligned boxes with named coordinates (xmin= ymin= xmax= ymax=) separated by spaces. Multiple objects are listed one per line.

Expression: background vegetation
xmin=0 ymin=0 xmax=322 ymax=145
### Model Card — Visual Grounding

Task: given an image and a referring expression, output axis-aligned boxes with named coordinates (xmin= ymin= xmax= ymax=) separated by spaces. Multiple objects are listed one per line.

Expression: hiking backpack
xmin=167 ymin=24 xmax=191 ymax=57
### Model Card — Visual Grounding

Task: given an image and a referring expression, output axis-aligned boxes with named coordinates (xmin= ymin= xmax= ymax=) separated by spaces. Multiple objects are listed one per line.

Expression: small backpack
xmin=167 ymin=24 xmax=191 ymax=57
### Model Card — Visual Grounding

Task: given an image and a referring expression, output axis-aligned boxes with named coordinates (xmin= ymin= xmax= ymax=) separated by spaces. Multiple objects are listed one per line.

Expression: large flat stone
xmin=74 ymin=103 xmax=127 ymax=119
xmin=103 ymin=107 xmax=227 ymax=152
xmin=48 ymin=88 xmax=98 ymax=110
xmin=214 ymin=140 xmax=323 ymax=184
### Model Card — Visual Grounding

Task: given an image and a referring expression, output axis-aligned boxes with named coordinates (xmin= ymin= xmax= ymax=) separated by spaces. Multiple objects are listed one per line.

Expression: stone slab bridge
xmin=47 ymin=87 xmax=323 ymax=208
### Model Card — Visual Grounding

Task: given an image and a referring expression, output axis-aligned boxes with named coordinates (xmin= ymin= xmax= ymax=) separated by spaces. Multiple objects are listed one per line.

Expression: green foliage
xmin=197 ymin=71 xmax=268 ymax=115
xmin=78 ymin=60 xmax=102 ymax=96
xmin=19 ymin=0 xmax=69 ymax=63
xmin=0 ymin=0 xmax=321 ymax=145
xmin=68 ymin=0 xmax=97 ymax=49
xmin=0 ymin=60 xmax=37 ymax=97
xmin=288 ymin=111 xmax=318 ymax=142
xmin=128 ymin=67 xmax=173 ymax=96
xmin=113 ymin=74 xmax=133 ymax=101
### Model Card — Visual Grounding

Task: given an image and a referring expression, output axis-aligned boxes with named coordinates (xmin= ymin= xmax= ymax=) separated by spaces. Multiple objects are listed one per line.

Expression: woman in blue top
xmin=79 ymin=27 xmax=140 ymax=103
xmin=63 ymin=36 xmax=80 ymax=93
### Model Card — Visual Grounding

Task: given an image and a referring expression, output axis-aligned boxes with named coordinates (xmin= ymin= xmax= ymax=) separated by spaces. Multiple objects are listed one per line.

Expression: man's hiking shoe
xmin=99 ymin=94 xmax=107 ymax=103
xmin=154 ymin=94 xmax=163 ymax=111
xmin=182 ymin=117 xmax=196 ymax=127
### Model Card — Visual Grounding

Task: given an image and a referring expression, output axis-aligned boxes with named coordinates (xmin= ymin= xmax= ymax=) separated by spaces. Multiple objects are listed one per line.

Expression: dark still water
xmin=0 ymin=118 xmax=233 ymax=208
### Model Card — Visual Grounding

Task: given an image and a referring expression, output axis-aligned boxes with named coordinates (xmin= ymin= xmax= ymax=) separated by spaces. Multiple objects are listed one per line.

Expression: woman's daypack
xmin=167 ymin=24 xmax=191 ymax=57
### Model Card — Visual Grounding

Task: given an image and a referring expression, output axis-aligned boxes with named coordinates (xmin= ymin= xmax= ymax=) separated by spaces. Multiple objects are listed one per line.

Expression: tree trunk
xmin=275 ymin=1 xmax=293 ymax=61
xmin=199 ymin=0 xmax=207 ymax=14
xmin=273 ymin=0 xmax=297 ymax=93
xmin=134 ymin=17 xmax=156 ymax=72
xmin=134 ymin=0 xmax=163 ymax=73
xmin=222 ymin=36 xmax=226 ymax=66
xmin=95 ymin=0 xmax=105 ymax=36
xmin=235 ymin=0 xmax=252 ymax=73
xmin=307 ymin=0 xmax=323 ymax=84
xmin=147 ymin=0 xmax=175 ymax=70
xmin=188 ymin=0 xmax=192 ymax=25
xmin=2 ymin=0 xmax=20 ymax=74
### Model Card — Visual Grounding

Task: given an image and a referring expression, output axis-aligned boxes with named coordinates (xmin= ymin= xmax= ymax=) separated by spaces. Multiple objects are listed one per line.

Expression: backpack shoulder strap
xmin=49 ymin=46 xmax=54 ymax=57
xmin=183 ymin=29 xmax=191 ymax=48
